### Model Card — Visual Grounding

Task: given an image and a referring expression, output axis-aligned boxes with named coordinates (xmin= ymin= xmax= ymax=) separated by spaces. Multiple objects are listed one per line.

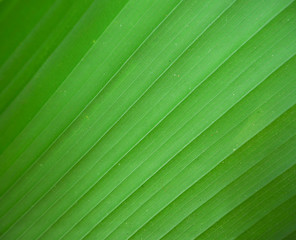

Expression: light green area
xmin=0 ymin=0 xmax=295 ymax=239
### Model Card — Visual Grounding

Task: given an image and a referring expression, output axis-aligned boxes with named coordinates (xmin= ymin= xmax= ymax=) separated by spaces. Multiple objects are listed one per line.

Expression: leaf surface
xmin=0 ymin=0 xmax=295 ymax=239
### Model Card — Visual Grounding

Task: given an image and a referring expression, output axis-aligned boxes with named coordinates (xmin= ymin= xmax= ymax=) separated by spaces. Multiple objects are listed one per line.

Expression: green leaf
xmin=0 ymin=0 xmax=295 ymax=239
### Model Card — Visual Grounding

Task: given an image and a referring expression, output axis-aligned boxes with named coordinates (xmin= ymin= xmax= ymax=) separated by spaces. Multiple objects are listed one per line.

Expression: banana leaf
xmin=0 ymin=0 xmax=295 ymax=239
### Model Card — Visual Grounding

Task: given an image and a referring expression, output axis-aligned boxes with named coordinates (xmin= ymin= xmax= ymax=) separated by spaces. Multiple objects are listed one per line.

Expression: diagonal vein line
xmin=0 ymin=0 xmax=215 ymax=226
xmin=0 ymin=0 xmax=184 ymax=202
xmin=32 ymin=3 xmax=294 ymax=238
xmin=222 ymin=160 xmax=296 ymax=235
xmin=30 ymin=2 xmax=241 ymax=239
xmin=0 ymin=0 xmax=166 ymax=202
xmin=8 ymin=1 xmax=294 ymax=238
xmin=0 ymin=0 xmax=73 ymax=95
xmin=0 ymin=0 xmax=131 ymax=158
xmin=139 ymin=104 xmax=296 ymax=240
xmin=252 ymin=195 xmax=296 ymax=239
xmin=194 ymin=164 xmax=296 ymax=240
xmin=0 ymin=0 xmax=132 ymax=160
xmin=52 ymin=0 xmax=210 ymax=169
xmin=127 ymin=87 xmax=296 ymax=240
xmin=4 ymin=0 xmax=294 ymax=238
xmin=196 ymin=148 xmax=296 ymax=240
xmin=81 ymin=29 xmax=296 ymax=240
xmin=0 ymin=0 xmax=62 ymax=96
xmin=202 ymin=185 xmax=296 ymax=240
xmin=89 ymin=85 xmax=296 ymax=240
xmin=0 ymin=0 xmax=186 ymax=237
xmin=166 ymin=147 xmax=296 ymax=240
xmin=282 ymin=230 xmax=296 ymax=240
xmin=70 ymin=12 xmax=295 ymax=240
xmin=0 ymin=1 xmax=294 ymax=240
xmin=235 ymin=194 xmax=296 ymax=240
xmin=165 ymin=135 xmax=296 ymax=240
xmin=138 ymin=131 xmax=294 ymax=240
xmin=0 ymin=0 xmax=59 ymax=77
xmin=115 ymin=83 xmax=296 ymax=240
xmin=0 ymin=0 xmax=96 ymax=113
xmin=76 ymin=0 xmax=209 ymax=146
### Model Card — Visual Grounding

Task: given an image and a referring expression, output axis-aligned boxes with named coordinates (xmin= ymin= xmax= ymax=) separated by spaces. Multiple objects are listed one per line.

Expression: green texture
xmin=0 ymin=0 xmax=295 ymax=239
